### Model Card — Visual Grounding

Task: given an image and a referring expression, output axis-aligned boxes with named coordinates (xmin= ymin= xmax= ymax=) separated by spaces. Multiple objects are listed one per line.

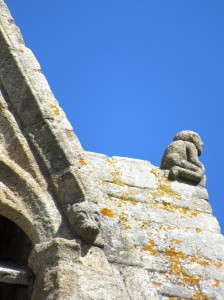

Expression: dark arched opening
xmin=0 ymin=215 xmax=33 ymax=300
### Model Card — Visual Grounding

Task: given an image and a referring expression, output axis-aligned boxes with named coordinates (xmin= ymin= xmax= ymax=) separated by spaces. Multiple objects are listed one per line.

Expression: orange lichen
xmin=171 ymin=262 xmax=202 ymax=286
xmin=158 ymin=224 xmax=178 ymax=231
xmin=170 ymin=239 xmax=181 ymax=245
xmin=49 ymin=104 xmax=60 ymax=115
xmin=152 ymin=281 xmax=162 ymax=286
xmin=213 ymin=280 xmax=220 ymax=287
xmin=183 ymin=275 xmax=202 ymax=285
xmin=197 ymin=260 xmax=210 ymax=267
xmin=100 ymin=208 xmax=115 ymax=218
xmin=140 ymin=221 xmax=152 ymax=229
xmin=142 ymin=240 xmax=157 ymax=255
xmin=193 ymin=291 xmax=210 ymax=299
xmin=154 ymin=179 xmax=182 ymax=200
xmin=79 ymin=159 xmax=88 ymax=166
xmin=119 ymin=212 xmax=128 ymax=222
xmin=159 ymin=201 xmax=201 ymax=217
xmin=190 ymin=254 xmax=211 ymax=267
xmin=165 ymin=248 xmax=204 ymax=286
xmin=165 ymin=248 xmax=187 ymax=260
xmin=150 ymin=197 xmax=195 ymax=217
xmin=195 ymin=227 xmax=203 ymax=233
xmin=215 ymin=262 xmax=223 ymax=269
xmin=125 ymin=225 xmax=132 ymax=230
xmin=171 ymin=263 xmax=182 ymax=277
xmin=57 ymin=120 xmax=62 ymax=124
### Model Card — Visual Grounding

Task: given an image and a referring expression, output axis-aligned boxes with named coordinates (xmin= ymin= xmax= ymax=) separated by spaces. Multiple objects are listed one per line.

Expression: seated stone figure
xmin=161 ymin=131 xmax=205 ymax=184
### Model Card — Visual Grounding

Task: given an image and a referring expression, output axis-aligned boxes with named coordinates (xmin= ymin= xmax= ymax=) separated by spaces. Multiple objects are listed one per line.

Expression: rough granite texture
xmin=86 ymin=152 xmax=224 ymax=300
xmin=0 ymin=0 xmax=223 ymax=299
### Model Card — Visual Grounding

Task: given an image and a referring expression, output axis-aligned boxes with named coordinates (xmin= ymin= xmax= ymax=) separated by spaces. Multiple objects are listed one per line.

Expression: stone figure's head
xmin=173 ymin=130 xmax=204 ymax=156
xmin=68 ymin=201 xmax=101 ymax=244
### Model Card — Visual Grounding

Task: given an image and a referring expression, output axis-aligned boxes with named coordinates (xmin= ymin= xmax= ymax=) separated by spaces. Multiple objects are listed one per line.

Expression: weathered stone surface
xmin=0 ymin=0 xmax=224 ymax=299
xmin=86 ymin=152 xmax=157 ymax=189
xmin=0 ymin=0 xmax=106 ymax=246
xmin=29 ymin=238 xmax=128 ymax=300
xmin=87 ymin=152 xmax=224 ymax=299
xmin=118 ymin=266 xmax=160 ymax=300
xmin=29 ymin=238 xmax=81 ymax=300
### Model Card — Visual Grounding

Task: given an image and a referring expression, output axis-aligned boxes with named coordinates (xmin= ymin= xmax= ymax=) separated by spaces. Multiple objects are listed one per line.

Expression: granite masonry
xmin=0 ymin=1 xmax=223 ymax=299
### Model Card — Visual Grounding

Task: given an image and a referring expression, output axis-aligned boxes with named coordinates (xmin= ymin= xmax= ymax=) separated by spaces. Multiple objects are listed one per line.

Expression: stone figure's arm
xmin=187 ymin=144 xmax=205 ymax=171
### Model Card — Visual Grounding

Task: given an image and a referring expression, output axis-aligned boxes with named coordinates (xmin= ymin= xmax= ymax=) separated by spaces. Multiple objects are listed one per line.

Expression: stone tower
xmin=0 ymin=1 xmax=223 ymax=299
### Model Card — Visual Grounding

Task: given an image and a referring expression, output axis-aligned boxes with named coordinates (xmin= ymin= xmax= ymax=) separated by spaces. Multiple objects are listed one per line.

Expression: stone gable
xmin=0 ymin=1 xmax=223 ymax=299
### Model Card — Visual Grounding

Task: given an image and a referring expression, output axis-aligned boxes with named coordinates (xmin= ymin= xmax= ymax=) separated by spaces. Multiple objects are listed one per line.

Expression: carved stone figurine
xmin=161 ymin=131 xmax=205 ymax=184
xmin=67 ymin=201 xmax=101 ymax=244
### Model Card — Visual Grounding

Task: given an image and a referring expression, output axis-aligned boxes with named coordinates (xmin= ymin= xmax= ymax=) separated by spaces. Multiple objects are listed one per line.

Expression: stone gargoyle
xmin=67 ymin=201 xmax=103 ymax=246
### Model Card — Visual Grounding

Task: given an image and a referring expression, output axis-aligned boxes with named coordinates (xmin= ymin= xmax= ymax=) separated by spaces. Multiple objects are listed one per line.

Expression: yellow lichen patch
xmin=130 ymin=198 xmax=138 ymax=205
xmin=142 ymin=240 xmax=157 ymax=255
xmin=193 ymin=291 xmax=210 ymax=300
xmin=119 ymin=212 xmax=129 ymax=222
xmin=183 ymin=274 xmax=202 ymax=285
xmin=190 ymin=254 xmax=211 ymax=267
xmin=159 ymin=201 xmax=201 ymax=217
xmin=170 ymin=263 xmax=182 ymax=277
xmin=215 ymin=262 xmax=223 ymax=269
xmin=119 ymin=194 xmax=128 ymax=205
xmin=49 ymin=104 xmax=60 ymax=115
xmin=100 ymin=180 xmax=107 ymax=185
xmin=170 ymin=239 xmax=181 ymax=245
xmin=107 ymin=158 xmax=124 ymax=186
xmin=152 ymin=281 xmax=162 ymax=286
xmin=101 ymin=208 xmax=115 ymax=218
xmin=79 ymin=159 xmax=88 ymax=166
xmin=213 ymin=280 xmax=220 ymax=287
xmin=140 ymin=220 xmax=152 ymax=229
xmin=165 ymin=248 xmax=203 ymax=286
xmin=165 ymin=248 xmax=187 ymax=260
xmin=195 ymin=227 xmax=203 ymax=233
xmin=57 ymin=120 xmax=62 ymax=124
xmin=67 ymin=132 xmax=73 ymax=139
xmin=154 ymin=179 xmax=182 ymax=200
xmin=158 ymin=224 xmax=178 ymax=232
xmin=125 ymin=225 xmax=132 ymax=230
xmin=111 ymin=171 xmax=124 ymax=185
xmin=197 ymin=260 xmax=210 ymax=267
xmin=120 ymin=193 xmax=138 ymax=206
xmin=170 ymin=261 xmax=202 ymax=286
xmin=150 ymin=167 xmax=160 ymax=176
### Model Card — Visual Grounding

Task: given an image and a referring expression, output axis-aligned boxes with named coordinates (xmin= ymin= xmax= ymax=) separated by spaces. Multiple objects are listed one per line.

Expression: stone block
xmin=111 ymin=156 xmax=157 ymax=189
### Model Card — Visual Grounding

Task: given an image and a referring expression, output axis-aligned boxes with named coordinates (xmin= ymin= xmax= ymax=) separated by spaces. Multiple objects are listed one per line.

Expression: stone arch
xmin=0 ymin=157 xmax=61 ymax=245
xmin=0 ymin=215 xmax=33 ymax=300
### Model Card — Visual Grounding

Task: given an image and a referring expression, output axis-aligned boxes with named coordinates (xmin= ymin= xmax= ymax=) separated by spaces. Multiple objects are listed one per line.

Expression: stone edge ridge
xmin=0 ymin=1 xmax=106 ymax=239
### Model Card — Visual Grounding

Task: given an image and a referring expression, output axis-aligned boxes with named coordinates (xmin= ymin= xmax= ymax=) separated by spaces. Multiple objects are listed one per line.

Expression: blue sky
xmin=5 ymin=1 xmax=224 ymax=233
